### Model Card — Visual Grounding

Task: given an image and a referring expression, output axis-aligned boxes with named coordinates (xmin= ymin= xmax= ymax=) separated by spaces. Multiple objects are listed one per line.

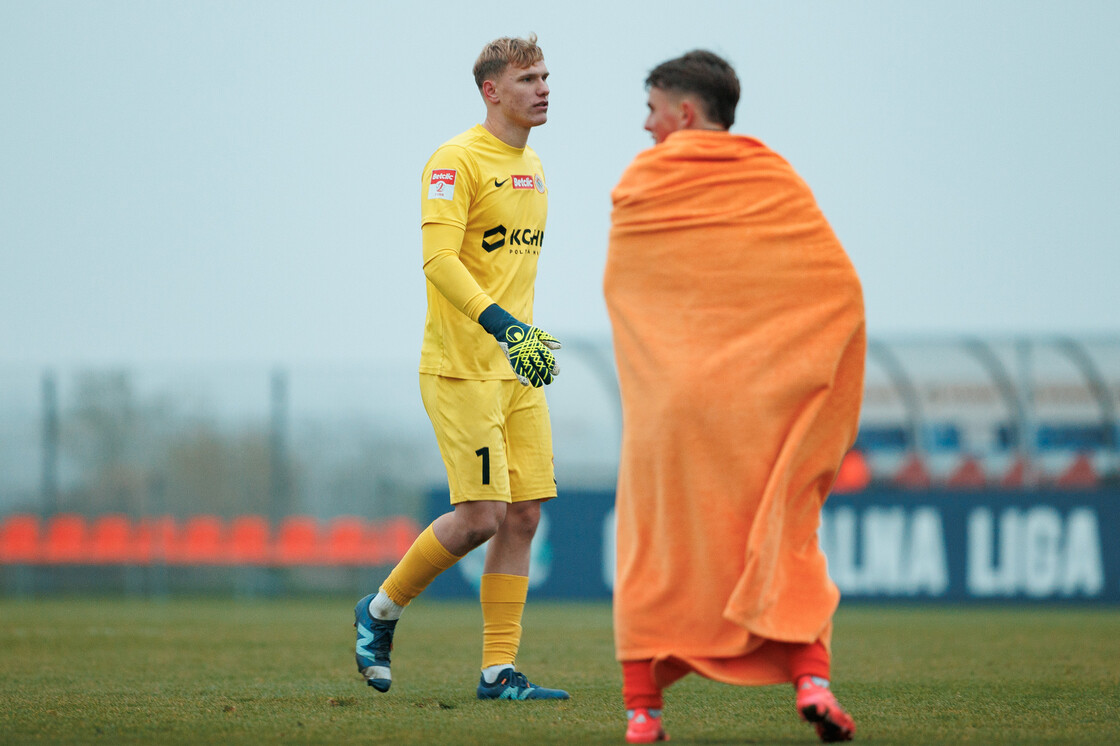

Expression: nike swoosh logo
xmin=494 ymin=178 xmax=509 ymax=187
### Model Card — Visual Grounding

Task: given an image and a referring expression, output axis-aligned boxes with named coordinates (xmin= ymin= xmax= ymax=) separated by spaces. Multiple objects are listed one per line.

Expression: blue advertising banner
xmin=424 ymin=488 xmax=1120 ymax=603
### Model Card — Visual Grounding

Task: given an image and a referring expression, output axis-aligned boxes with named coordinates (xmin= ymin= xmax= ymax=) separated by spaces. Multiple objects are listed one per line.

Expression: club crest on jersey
xmin=535 ymin=174 xmax=545 ymax=193
xmin=428 ymin=169 xmax=456 ymax=200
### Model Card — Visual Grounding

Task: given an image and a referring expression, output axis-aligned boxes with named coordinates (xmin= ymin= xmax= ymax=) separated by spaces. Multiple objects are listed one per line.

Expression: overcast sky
xmin=2 ymin=0 xmax=1118 ymax=369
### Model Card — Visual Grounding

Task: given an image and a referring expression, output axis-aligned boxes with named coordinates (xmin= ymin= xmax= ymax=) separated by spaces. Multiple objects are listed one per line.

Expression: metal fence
xmin=857 ymin=336 xmax=1120 ymax=489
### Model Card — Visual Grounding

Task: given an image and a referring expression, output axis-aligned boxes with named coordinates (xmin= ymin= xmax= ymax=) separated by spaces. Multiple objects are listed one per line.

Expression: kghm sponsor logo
xmin=511 ymin=175 xmax=535 ymax=190
xmin=509 ymin=228 xmax=544 ymax=247
xmin=481 ymin=224 xmax=545 ymax=253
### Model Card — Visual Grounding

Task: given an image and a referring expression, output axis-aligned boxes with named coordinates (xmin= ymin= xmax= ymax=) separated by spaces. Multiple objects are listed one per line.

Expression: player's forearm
xmin=421 ymin=223 xmax=493 ymax=322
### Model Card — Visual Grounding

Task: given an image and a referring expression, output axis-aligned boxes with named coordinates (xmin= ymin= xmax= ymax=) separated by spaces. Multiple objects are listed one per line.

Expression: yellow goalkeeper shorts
xmin=420 ymin=374 xmax=557 ymax=504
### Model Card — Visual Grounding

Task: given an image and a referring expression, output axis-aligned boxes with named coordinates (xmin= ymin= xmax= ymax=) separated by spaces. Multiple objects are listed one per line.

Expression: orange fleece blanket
xmin=604 ymin=130 xmax=866 ymax=687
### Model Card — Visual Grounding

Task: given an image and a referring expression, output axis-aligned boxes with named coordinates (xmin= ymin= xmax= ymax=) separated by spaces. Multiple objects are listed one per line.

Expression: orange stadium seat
xmin=1000 ymin=456 xmax=1030 ymax=488
xmin=227 ymin=515 xmax=271 ymax=565
xmin=832 ymin=450 xmax=871 ymax=493
xmin=41 ymin=513 xmax=88 ymax=564
xmin=273 ymin=515 xmax=322 ymax=566
xmin=1054 ymin=453 xmax=1099 ymax=488
xmin=376 ymin=516 xmax=421 ymax=565
xmin=323 ymin=516 xmax=373 ymax=566
xmin=88 ymin=514 xmax=135 ymax=564
xmin=0 ymin=514 xmax=41 ymax=564
xmin=132 ymin=516 xmax=179 ymax=565
xmin=177 ymin=515 xmax=227 ymax=565
xmin=893 ymin=454 xmax=932 ymax=489
xmin=946 ymin=456 xmax=987 ymax=488
xmin=367 ymin=521 xmax=394 ymax=564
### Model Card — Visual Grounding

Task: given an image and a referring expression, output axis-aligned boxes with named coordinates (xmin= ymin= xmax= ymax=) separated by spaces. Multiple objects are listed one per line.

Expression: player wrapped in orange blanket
xmin=604 ymin=52 xmax=865 ymax=745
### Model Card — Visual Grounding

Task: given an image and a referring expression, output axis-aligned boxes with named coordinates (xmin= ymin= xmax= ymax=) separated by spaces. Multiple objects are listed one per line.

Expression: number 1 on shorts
xmin=475 ymin=446 xmax=490 ymax=485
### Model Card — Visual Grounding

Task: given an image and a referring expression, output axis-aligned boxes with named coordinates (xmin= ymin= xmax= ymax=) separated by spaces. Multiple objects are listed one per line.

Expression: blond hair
xmin=473 ymin=34 xmax=544 ymax=89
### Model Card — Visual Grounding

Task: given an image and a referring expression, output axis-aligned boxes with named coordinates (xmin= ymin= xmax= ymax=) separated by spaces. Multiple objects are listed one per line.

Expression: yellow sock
xmin=380 ymin=524 xmax=461 ymax=607
xmin=480 ymin=573 xmax=529 ymax=670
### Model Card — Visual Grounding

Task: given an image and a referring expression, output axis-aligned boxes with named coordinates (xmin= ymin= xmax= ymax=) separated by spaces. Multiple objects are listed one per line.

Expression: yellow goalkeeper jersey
xmin=419 ymin=124 xmax=549 ymax=379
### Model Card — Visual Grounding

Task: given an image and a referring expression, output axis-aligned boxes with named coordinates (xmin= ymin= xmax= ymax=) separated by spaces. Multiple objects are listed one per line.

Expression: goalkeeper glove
xmin=478 ymin=304 xmax=561 ymax=387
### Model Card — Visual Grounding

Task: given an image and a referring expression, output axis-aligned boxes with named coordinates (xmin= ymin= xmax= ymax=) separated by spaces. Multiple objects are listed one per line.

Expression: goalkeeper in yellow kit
xmin=354 ymin=34 xmax=568 ymax=701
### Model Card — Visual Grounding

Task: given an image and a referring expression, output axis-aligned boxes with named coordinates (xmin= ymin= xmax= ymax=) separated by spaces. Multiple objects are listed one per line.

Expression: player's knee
xmin=461 ymin=522 xmax=499 ymax=548
xmin=454 ymin=501 xmax=506 ymax=547
xmin=503 ymin=502 xmax=541 ymax=538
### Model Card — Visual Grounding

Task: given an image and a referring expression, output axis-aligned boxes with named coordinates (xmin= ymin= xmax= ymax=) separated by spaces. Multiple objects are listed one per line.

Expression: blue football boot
xmin=354 ymin=593 xmax=396 ymax=692
xmin=477 ymin=667 xmax=570 ymax=700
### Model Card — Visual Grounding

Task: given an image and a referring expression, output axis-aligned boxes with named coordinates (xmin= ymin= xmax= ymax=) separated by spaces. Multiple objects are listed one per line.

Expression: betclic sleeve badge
xmin=428 ymin=169 xmax=457 ymax=200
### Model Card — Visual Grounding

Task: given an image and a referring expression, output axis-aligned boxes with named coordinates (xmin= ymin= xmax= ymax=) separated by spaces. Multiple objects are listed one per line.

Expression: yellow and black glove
xmin=478 ymin=304 xmax=561 ymax=387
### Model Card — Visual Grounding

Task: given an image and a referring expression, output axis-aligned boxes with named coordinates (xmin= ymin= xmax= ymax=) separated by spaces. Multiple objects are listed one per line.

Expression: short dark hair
xmin=645 ymin=50 xmax=740 ymax=128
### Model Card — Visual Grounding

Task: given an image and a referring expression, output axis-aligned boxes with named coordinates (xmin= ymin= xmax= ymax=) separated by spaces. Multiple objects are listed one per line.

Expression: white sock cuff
xmin=370 ymin=589 xmax=404 ymax=621
xmin=481 ymin=663 xmax=513 ymax=683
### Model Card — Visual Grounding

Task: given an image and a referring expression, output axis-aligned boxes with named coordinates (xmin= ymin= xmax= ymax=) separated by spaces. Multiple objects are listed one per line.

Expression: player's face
xmin=492 ymin=60 xmax=550 ymax=130
xmin=644 ymin=86 xmax=685 ymax=144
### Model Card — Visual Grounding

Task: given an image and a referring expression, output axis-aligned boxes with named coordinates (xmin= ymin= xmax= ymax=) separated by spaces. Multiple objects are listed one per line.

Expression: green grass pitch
xmin=1 ymin=597 xmax=1118 ymax=744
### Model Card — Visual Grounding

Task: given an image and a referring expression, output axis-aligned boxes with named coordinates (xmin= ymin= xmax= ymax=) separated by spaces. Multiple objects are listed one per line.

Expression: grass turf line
xmin=0 ymin=598 xmax=1117 ymax=744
